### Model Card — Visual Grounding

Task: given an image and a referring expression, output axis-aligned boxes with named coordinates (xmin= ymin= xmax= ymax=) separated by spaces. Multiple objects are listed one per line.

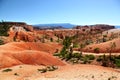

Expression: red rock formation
xmin=0 ymin=22 xmax=33 ymax=32
xmin=73 ymin=24 xmax=115 ymax=31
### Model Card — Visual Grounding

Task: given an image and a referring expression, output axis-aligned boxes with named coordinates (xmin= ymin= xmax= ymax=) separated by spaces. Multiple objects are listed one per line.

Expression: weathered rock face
xmin=73 ymin=24 xmax=115 ymax=31
xmin=2 ymin=22 xmax=36 ymax=42
xmin=0 ymin=22 xmax=33 ymax=32
xmin=9 ymin=30 xmax=36 ymax=42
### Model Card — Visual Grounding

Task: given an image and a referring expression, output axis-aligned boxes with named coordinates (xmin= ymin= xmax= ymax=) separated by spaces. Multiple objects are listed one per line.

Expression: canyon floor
xmin=0 ymin=24 xmax=120 ymax=80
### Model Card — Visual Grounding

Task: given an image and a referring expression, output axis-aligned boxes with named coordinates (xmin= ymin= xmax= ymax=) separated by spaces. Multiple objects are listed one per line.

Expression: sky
xmin=0 ymin=0 xmax=120 ymax=25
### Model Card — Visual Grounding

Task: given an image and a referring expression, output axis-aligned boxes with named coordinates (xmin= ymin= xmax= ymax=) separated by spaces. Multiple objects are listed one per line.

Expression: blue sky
xmin=0 ymin=0 xmax=120 ymax=25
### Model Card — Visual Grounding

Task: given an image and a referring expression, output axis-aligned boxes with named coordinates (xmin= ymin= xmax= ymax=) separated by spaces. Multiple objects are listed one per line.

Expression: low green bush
xmin=2 ymin=68 xmax=12 ymax=72
xmin=96 ymin=56 xmax=103 ymax=62
xmin=37 ymin=68 xmax=47 ymax=73
xmin=14 ymin=73 xmax=19 ymax=76
xmin=115 ymin=55 xmax=120 ymax=59
xmin=69 ymin=58 xmax=79 ymax=64
xmin=38 ymin=66 xmax=58 ymax=73
xmin=72 ymin=53 xmax=82 ymax=59
xmin=50 ymin=38 xmax=53 ymax=42
xmin=65 ymin=53 xmax=72 ymax=61
xmin=47 ymin=66 xmax=58 ymax=71
xmin=94 ymin=48 xmax=100 ymax=53
xmin=0 ymin=39 xmax=4 ymax=45
xmin=81 ymin=57 xmax=90 ymax=64
xmin=53 ymin=53 xmax=61 ymax=56
xmin=73 ymin=43 xmax=79 ymax=48
xmin=85 ymin=54 xmax=95 ymax=60
xmin=115 ymin=59 xmax=120 ymax=67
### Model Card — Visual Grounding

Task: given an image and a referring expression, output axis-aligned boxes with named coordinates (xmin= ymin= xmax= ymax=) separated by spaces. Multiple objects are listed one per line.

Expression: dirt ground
xmin=0 ymin=64 xmax=120 ymax=80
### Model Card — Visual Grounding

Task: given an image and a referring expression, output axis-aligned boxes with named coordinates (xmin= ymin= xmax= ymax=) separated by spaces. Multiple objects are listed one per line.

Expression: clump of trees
xmin=53 ymin=29 xmax=120 ymax=68
xmin=96 ymin=54 xmax=120 ymax=68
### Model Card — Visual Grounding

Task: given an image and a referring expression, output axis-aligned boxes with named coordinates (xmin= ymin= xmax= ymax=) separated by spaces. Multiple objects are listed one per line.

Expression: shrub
xmin=115 ymin=59 xmax=120 ymax=67
xmin=47 ymin=66 xmax=58 ymax=71
xmin=102 ymin=60 xmax=108 ymax=67
xmin=38 ymin=66 xmax=58 ymax=73
xmin=0 ymin=39 xmax=4 ymax=45
xmin=65 ymin=53 xmax=72 ymax=61
xmin=81 ymin=57 xmax=90 ymax=64
xmin=96 ymin=56 xmax=103 ymax=62
xmin=0 ymin=21 xmax=11 ymax=36
xmin=51 ymin=66 xmax=58 ymax=70
xmin=37 ymin=68 xmax=47 ymax=73
xmin=115 ymin=55 xmax=120 ymax=59
xmin=73 ymin=43 xmax=79 ymax=48
xmin=50 ymin=38 xmax=53 ymax=42
xmin=94 ymin=48 xmax=100 ymax=53
xmin=72 ymin=53 xmax=82 ymax=59
xmin=85 ymin=40 xmax=93 ymax=45
xmin=70 ymin=58 xmax=78 ymax=64
xmin=60 ymin=46 xmax=67 ymax=57
xmin=14 ymin=73 xmax=19 ymax=76
xmin=103 ymin=35 xmax=107 ymax=37
xmin=53 ymin=53 xmax=61 ymax=56
xmin=103 ymin=37 xmax=107 ymax=42
xmin=85 ymin=54 xmax=95 ymax=60
xmin=2 ymin=68 xmax=12 ymax=72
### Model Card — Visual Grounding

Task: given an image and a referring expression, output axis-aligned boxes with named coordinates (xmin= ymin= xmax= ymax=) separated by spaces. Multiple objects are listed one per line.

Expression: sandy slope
xmin=0 ymin=64 xmax=120 ymax=80
xmin=83 ymin=38 xmax=120 ymax=53
xmin=103 ymin=29 xmax=120 ymax=35
xmin=0 ymin=42 xmax=62 ymax=54
xmin=0 ymin=42 xmax=64 ymax=68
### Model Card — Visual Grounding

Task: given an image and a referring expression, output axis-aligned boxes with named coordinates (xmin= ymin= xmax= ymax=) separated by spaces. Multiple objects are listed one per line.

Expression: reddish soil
xmin=83 ymin=38 xmax=120 ymax=53
xmin=0 ymin=42 xmax=64 ymax=69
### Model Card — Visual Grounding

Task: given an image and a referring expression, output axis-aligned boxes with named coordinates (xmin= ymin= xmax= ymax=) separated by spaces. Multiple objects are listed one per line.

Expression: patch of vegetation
xmin=102 ymin=37 xmax=107 ymax=42
xmin=85 ymin=54 xmax=95 ymax=60
xmin=53 ymin=53 xmax=61 ymax=56
xmin=108 ymin=76 xmax=117 ymax=80
xmin=96 ymin=55 xmax=103 ymax=62
xmin=19 ymin=66 xmax=22 ymax=68
xmin=0 ymin=39 xmax=4 ymax=45
xmin=0 ymin=21 xmax=11 ymax=36
xmin=50 ymin=38 xmax=53 ymax=42
xmin=73 ymin=43 xmax=79 ymax=48
xmin=96 ymin=54 xmax=120 ymax=68
xmin=47 ymin=66 xmax=58 ymax=71
xmin=81 ymin=56 xmax=91 ymax=64
xmin=38 ymin=68 xmax=47 ymax=73
xmin=85 ymin=39 xmax=93 ymax=45
xmin=92 ymin=75 xmax=94 ymax=78
xmin=2 ymin=68 xmax=12 ymax=72
xmin=115 ymin=59 xmax=120 ymax=67
xmin=72 ymin=53 xmax=82 ymax=59
xmin=14 ymin=73 xmax=19 ymax=76
xmin=53 ymin=31 xmax=120 ymax=68
xmin=37 ymin=66 xmax=58 ymax=73
xmin=94 ymin=48 xmax=100 ymax=53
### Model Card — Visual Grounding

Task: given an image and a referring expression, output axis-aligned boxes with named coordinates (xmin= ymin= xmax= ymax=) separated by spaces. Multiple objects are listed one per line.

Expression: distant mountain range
xmin=32 ymin=23 xmax=76 ymax=29
xmin=115 ymin=26 xmax=120 ymax=29
xmin=32 ymin=23 xmax=120 ymax=29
